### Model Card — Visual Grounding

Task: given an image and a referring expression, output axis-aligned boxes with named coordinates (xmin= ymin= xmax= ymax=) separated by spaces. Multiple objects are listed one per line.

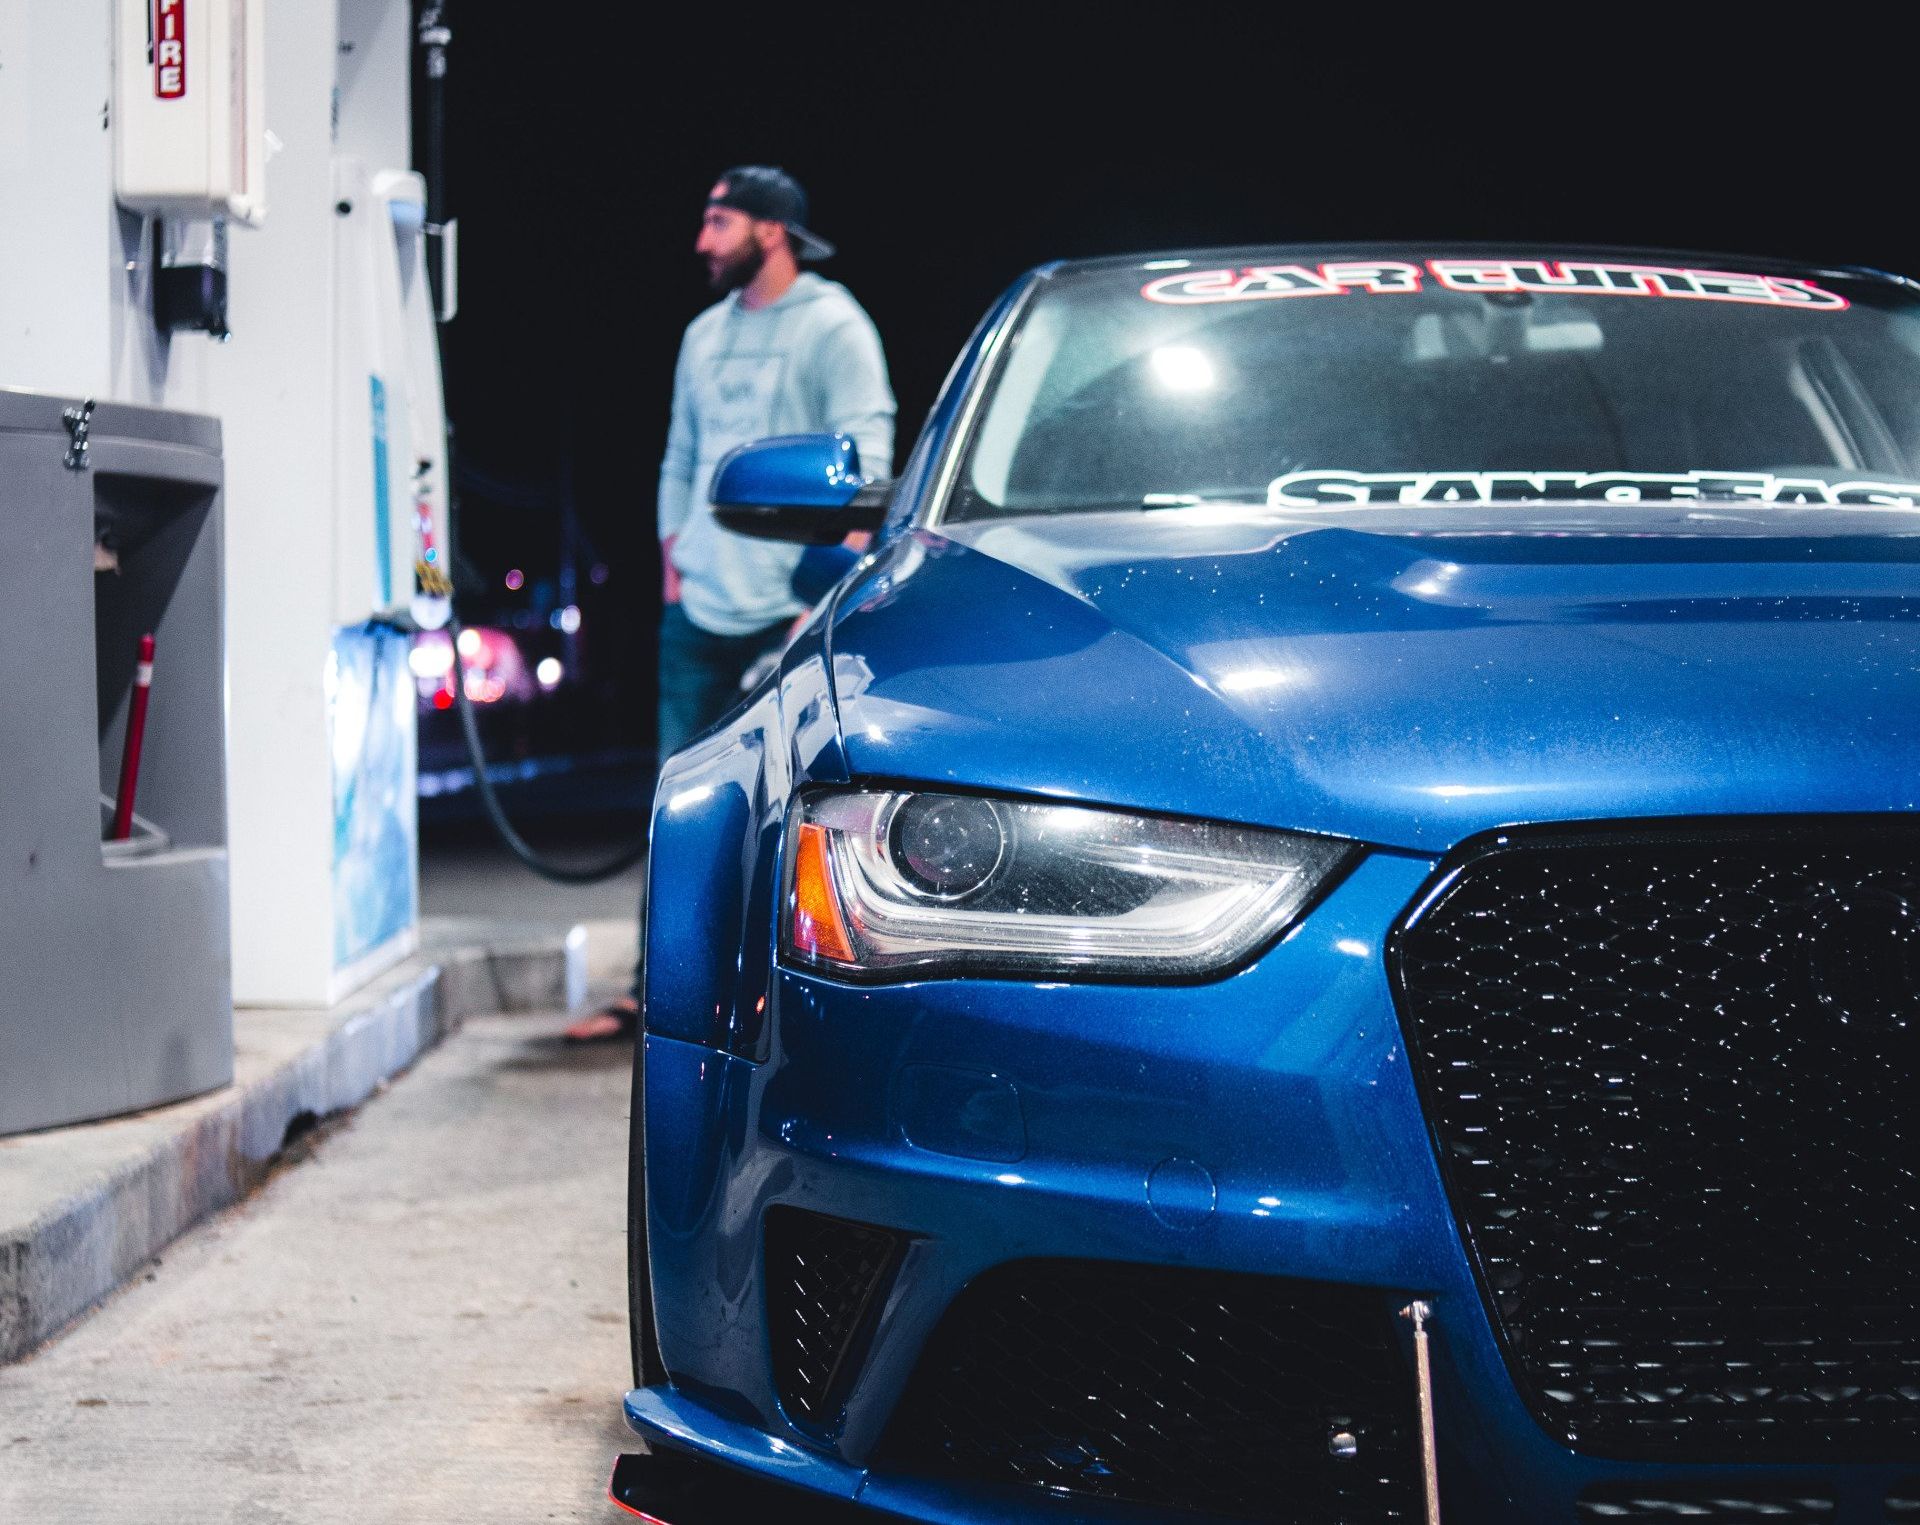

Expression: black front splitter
xmin=609 ymin=1449 xmax=906 ymax=1524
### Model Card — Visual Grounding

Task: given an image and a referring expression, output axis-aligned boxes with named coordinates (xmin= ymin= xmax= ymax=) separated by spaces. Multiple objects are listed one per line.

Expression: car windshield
xmin=945 ymin=254 xmax=1920 ymax=522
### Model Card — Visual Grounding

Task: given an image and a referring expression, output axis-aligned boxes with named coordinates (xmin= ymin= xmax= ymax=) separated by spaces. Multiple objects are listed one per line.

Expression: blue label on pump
xmin=330 ymin=623 xmax=417 ymax=971
xmin=369 ymin=375 xmax=393 ymax=607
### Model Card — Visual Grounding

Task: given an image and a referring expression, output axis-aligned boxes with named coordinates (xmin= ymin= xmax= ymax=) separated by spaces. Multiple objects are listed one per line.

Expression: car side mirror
xmin=711 ymin=433 xmax=894 ymax=546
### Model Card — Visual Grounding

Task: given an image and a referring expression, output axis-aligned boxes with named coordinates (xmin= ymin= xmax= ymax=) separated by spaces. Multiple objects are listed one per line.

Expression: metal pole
xmin=417 ymin=3 xmax=449 ymax=215
xmin=110 ymin=634 xmax=157 ymax=841
xmin=1400 ymin=1299 xmax=1442 ymax=1525
xmin=416 ymin=3 xmax=456 ymax=322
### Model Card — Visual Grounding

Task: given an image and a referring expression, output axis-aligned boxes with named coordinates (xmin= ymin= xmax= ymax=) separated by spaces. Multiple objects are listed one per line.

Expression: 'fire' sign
xmin=154 ymin=0 xmax=185 ymax=99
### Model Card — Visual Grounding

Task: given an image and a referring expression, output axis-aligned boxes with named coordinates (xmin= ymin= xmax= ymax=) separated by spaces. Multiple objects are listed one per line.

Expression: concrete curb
xmin=0 ymin=927 xmax=584 ymax=1365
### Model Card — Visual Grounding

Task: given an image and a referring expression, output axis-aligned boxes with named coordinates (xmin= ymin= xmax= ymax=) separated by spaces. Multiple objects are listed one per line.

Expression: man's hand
xmin=661 ymin=535 xmax=681 ymax=604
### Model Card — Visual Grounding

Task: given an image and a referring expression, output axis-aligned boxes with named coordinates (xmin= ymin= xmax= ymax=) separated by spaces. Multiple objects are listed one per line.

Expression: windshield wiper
xmin=1139 ymin=493 xmax=1263 ymax=510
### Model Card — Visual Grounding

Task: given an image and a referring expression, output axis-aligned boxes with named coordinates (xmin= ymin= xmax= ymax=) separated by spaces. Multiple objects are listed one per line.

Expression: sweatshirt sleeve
xmin=657 ymin=331 xmax=698 ymax=542
xmin=814 ymin=313 xmax=898 ymax=479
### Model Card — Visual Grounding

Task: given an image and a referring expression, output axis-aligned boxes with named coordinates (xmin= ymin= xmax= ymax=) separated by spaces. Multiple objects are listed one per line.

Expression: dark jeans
xmin=632 ymin=604 xmax=790 ymax=998
xmin=655 ymin=603 xmax=791 ymax=764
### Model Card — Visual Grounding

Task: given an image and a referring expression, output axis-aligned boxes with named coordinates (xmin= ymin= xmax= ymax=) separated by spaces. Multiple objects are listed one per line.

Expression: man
xmin=565 ymin=166 xmax=894 ymax=1041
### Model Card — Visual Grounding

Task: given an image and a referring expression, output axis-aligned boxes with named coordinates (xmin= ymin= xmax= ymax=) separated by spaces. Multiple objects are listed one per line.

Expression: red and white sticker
xmin=154 ymin=0 xmax=186 ymax=100
xmin=1428 ymin=259 xmax=1846 ymax=310
xmin=1266 ymin=469 xmax=1920 ymax=509
xmin=1141 ymin=261 xmax=1423 ymax=304
xmin=1143 ymin=259 xmax=1847 ymax=312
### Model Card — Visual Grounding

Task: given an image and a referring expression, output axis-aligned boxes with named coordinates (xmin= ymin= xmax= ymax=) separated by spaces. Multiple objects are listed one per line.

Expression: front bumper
xmin=634 ymin=849 xmax=1918 ymax=1522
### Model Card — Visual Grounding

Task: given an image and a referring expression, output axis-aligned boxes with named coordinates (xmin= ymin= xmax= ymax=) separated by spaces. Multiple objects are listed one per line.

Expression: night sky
xmin=428 ymin=10 xmax=1918 ymax=764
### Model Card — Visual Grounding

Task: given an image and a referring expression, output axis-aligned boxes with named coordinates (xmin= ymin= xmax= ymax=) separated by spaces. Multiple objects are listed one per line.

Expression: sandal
xmin=562 ymin=996 xmax=638 ymax=1044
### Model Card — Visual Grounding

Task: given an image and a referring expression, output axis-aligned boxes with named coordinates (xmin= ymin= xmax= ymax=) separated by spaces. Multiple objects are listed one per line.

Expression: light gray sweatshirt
xmin=659 ymin=273 xmax=895 ymax=635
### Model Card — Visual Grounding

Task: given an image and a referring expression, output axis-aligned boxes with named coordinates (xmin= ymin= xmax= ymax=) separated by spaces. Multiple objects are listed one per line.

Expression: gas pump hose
xmin=446 ymin=615 xmax=650 ymax=885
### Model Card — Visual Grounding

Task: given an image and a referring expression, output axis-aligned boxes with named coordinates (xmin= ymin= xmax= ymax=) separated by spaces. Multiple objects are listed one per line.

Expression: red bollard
xmin=110 ymin=633 xmax=156 ymax=842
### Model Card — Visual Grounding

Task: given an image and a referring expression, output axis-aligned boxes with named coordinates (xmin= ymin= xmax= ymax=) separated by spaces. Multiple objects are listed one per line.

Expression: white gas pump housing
xmin=5 ymin=0 xmax=442 ymax=1007
xmin=332 ymin=161 xmax=451 ymax=629
xmin=113 ymin=0 xmax=268 ymax=225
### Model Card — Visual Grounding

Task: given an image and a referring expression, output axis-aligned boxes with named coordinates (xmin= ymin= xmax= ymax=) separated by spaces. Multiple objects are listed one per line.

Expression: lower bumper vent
xmin=880 ymin=1259 xmax=1421 ymax=1522
xmin=764 ymin=1206 xmax=903 ymax=1433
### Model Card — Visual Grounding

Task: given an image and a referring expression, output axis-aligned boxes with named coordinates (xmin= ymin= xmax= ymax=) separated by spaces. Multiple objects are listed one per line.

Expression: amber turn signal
xmin=790 ymin=821 xmax=856 ymax=965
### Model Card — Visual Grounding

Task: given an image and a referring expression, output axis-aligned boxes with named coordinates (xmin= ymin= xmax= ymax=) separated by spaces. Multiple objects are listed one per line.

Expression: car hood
xmin=825 ymin=506 xmax=1920 ymax=852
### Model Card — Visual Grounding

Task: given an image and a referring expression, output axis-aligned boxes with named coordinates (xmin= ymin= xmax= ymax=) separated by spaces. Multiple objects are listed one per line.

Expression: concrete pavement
xmin=0 ymin=1007 xmax=639 ymax=1523
xmin=420 ymin=827 xmax=645 ymax=991
xmin=0 ymin=928 xmax=584 ymax=1366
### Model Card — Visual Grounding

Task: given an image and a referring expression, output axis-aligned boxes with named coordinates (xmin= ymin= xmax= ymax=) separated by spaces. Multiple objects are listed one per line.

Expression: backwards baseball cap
xmin=707 ymin=166 xmax=836 ymax=262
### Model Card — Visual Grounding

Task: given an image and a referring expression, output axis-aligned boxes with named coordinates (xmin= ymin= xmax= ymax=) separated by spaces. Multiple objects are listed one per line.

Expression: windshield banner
xmin=1266 ymin=469 xmax=1920 ymax=509
xmin=1143 ymin=260 xmax=1849 ymax=311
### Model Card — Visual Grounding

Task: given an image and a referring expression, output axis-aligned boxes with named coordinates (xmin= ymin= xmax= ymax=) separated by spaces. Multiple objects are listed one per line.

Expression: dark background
xmin=420 ymin=9 xmax=1916 ymax=818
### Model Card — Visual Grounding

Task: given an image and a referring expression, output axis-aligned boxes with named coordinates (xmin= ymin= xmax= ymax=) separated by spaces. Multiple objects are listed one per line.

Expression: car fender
xmin=643 ymin=614 xmax=847 ymax=1057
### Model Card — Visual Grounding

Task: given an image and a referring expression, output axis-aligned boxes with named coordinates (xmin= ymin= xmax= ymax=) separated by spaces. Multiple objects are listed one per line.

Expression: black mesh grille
xmin=764 ymin=1207 xmax=903 ymax=1431
xmin=1392 ymin=819 xmax=1920 ymax=1461
xmin=881 ymin=1259 xmax=1421 ymax=1522
xmin=1577 ymin=1484 xmax=1836 ymax=1520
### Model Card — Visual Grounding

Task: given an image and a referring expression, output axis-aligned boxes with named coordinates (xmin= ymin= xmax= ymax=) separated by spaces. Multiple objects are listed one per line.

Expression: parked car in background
xmin=620 ymin=246 xmax=1920 ymax=1523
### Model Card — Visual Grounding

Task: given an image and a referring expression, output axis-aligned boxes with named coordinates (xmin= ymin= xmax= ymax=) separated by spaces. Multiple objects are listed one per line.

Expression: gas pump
xmin=332 ymin=161 xmax=451 ymax=632
xmin=324 ymin=149 xmax=457 ymax=986
xmin=0 ymin=0 xmax=500 ymax=1009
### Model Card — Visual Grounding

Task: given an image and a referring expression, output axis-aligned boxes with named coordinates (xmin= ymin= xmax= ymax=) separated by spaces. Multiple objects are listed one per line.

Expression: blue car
xmin=619 ymin=246 xmax=1920 ymax=1524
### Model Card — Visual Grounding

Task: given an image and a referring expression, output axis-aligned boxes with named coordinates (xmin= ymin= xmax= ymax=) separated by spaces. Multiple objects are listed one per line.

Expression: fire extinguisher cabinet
xmin=0 ymin=390 xmax=232 ymax=1136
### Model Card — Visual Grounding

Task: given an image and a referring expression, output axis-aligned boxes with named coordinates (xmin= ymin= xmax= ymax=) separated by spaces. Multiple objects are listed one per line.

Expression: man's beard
xmin=707 ymin=241 xmax=765 ymax=294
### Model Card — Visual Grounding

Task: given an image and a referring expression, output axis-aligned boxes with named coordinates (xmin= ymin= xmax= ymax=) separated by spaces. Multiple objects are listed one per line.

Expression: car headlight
xmin=781 ymin=789 xmax=1356 ymax=982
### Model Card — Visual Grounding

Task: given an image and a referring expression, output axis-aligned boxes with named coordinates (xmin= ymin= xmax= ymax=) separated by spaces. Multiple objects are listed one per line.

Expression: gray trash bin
xmin=0 ymin=390 xmax=232 ymax=1135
